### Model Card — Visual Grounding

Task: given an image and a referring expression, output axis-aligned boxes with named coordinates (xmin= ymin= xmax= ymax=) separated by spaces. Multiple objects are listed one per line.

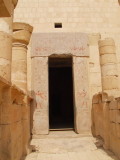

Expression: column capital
xmin=13 ymin=22 xmax=33 ymax=45
xmin=12 ymin=23 xmax=33 ymax=92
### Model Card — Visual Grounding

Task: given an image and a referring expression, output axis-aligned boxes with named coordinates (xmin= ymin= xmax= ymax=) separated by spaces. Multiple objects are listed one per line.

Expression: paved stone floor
xmin=25 ymin=131 xmax=119 ymax=160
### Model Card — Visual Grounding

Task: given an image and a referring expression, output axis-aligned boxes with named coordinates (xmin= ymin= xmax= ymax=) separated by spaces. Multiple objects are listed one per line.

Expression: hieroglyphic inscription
xmin=31 ymin=33 xmax=89 ymax=57
xmin=73 ymin=57 xmax=90 ymax=133
xmin=32 ymin=57 xmax=49 ymax=134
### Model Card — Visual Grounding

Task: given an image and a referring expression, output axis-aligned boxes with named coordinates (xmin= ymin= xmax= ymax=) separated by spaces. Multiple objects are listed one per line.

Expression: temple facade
xmin=0 ymin=0 xmax=120 ymax=160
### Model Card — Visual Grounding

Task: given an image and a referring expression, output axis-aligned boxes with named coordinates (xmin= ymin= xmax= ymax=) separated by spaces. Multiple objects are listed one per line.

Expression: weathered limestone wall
xmin=32 ymin=57 xmax=49 ymax=135
xmin=14 ymin=0 xmax=120 ymax=34
xmin=14 ymin=0 xmax=120 ymax=96
xmin=0 ymin=77 xmax=32 ymax=160
xmin=73 ymin=56 xmax=90 ymax=133
xmin=0 ymin=15 xmax=13 ymax=81
xmin=12 ymin=43 xmax=28 ymax=91
xmin=0 ymin=3 xmax=33 ymax=160
xmin=0 ymin=0 xmax=18 ymax=82
xmin=88 ymin=34 xmax=102 ymax=110
xmin=92 ymin=92 xmax=120 ymax=159
xmin=0 ymin=31 xmax=12 ymax=81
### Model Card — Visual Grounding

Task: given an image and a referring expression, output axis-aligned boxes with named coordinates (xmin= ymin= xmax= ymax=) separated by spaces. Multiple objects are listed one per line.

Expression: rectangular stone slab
xmin=32 ymin=57 xmax=49 ymax=135
xmin=73 ymin=57 xmax=90 ymax=133
xmin=31 ymin=33 xmax=89 ymax=57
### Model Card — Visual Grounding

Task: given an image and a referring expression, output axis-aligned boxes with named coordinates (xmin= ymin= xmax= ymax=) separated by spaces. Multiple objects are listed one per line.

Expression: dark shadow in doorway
xmin=49 ymin=57 xmax=74 ymax=130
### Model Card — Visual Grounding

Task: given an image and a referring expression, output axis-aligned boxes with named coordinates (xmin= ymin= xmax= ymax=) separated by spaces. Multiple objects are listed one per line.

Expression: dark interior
xmin=49 ymin=57 xmax=74 ymax=130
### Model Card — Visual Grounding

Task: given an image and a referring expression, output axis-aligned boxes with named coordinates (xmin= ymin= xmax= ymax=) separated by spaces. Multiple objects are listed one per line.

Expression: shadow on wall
xmin=30 ymin=90 xmax=37 ymax=138
xmin=118 ymin=0 xmax=120 ymax=5
xmin=91 ymin=92 xmax=120 ymax=160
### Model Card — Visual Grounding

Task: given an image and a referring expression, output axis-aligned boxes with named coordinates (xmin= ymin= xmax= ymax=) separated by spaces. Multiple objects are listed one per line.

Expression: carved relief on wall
xmin=31 ymin=33 xmax=89 ymax=57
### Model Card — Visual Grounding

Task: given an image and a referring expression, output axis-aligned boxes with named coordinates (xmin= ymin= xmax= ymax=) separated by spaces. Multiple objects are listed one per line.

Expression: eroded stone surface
xmin=25 ymin=131 xmax=118 ymax=160
xmin=32 ymin=57 xmax=49 ymax=135
xmin=92 ymin=92 xmax=120 ymax=159
xmin=73 ymin=57 xmax=90 ymax=133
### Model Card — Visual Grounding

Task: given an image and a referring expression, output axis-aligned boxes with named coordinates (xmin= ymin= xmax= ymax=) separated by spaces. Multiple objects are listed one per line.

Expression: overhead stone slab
xmin=31 ymin=33 xmax=89 ymax=57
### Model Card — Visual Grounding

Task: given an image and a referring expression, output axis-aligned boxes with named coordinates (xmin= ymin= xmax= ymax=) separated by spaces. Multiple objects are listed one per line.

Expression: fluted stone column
xmin=12 ymin=23 xmax=33 ymax=158
xmin=0 ymin=0 xmax=18 ymax=82
xmin=12 ymin=22 xmax=33 ymax=92
xmin=98 ymin=38 xmax=118 ymax=96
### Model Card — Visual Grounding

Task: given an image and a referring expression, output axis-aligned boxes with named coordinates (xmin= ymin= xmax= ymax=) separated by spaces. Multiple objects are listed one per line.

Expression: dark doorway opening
xmin=49 ymin=57 xmax=74 ymax=130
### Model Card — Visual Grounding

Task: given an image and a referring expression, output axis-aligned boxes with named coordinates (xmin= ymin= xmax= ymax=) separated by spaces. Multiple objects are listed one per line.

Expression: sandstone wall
xmin=0 ymin=2 xmax=33 ymax=159
xmin=14 ymin=0 xmax=120 ymax=97
xmin=0 ymin=77 xmax=32 ymax=160
xmin=92 ymin=92 xmax=120 ymax=159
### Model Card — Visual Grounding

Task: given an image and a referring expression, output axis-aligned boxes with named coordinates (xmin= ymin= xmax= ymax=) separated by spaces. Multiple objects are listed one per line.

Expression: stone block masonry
xmin=0 ymin=31 xmax=12 ymax=81
xmin=31 ymin=33 xmax=90 ymax=135
xmin=0 ymin=76 xmax=32 ymax=160
xmin=92 ymin=92 xmax=120 ymax=159
xmin=14 ymin=0 xmax=120 ymax=95
xmin=0 ymin=0 xmax=18 ymax=81
xmin=0 ymin=1 xmax=34 ymax=159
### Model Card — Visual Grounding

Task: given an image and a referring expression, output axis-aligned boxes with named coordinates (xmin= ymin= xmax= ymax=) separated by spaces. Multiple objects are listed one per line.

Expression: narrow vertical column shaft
xmin=12 ymin=43 xmax=28 ymax=91
xmin=98 ymin=38 xmax=118 ymax=96
xmin=12 ymin=22 xmax=33 ymax=92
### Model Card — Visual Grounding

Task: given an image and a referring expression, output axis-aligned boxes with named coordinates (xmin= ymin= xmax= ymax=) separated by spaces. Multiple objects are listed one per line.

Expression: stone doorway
xmin=32 ymin=33 xmax=91 ymax=135
xmin=49 ymin=57 xmax=74 ymax=130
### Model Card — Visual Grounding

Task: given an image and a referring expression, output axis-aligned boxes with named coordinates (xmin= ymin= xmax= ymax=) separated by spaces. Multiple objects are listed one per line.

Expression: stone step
xmin=32 ymin=131 xmax=92 ymax=139
xmin=25 ymin=150 xmax=119 ymax=160
xmin=31 ymin=136 xmax=97 ymax=153
xmin=27 ymin=131 xmax=119 ymax=160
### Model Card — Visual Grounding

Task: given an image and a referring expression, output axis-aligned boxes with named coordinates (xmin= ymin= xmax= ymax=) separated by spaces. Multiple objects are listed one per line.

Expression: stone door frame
xmin=31 ymin=33 xmax=90 ymax=135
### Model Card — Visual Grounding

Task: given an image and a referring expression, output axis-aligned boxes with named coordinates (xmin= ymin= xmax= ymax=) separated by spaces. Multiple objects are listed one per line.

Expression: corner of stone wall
xmin=92 ymin=92 xmax=120 ymax=159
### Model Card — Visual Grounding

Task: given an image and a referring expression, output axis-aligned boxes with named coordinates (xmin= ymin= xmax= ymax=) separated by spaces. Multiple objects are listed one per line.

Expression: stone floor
xmin=25 ymin=131 xmax=119 ymax=160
